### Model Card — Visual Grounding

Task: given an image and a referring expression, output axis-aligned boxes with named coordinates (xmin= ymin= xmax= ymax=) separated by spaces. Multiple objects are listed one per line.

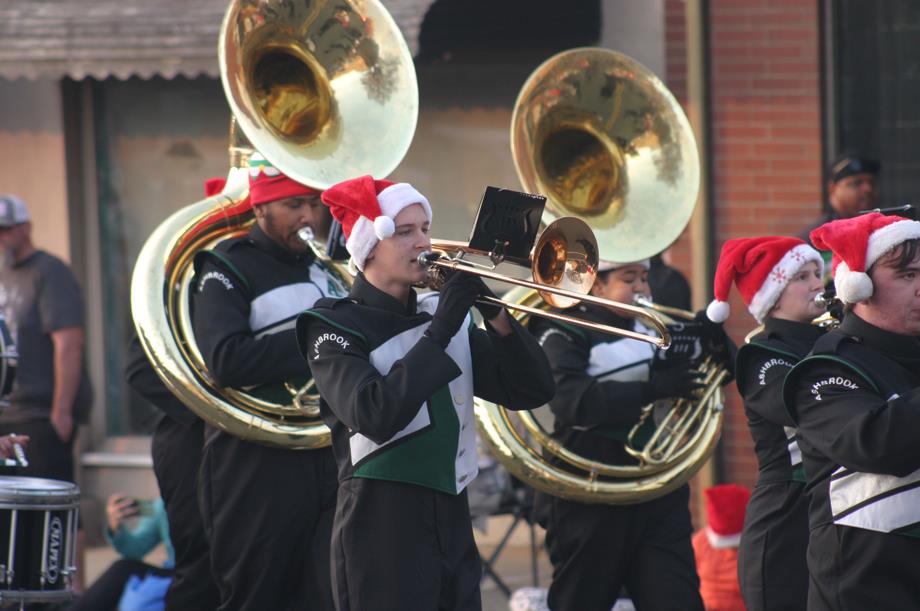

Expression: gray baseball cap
xmin=0 ymin=195 xmax=30 ymax=227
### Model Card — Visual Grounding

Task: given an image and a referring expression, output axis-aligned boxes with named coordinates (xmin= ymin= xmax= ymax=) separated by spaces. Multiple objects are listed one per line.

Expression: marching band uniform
xmin=706 ymin=236 xmax=826 ymax=611
xmin=783 ymin=214 xmax=920 ymax=611
xmin=124 ymin=178 xmax=236 ymax=610
xmin=125 ymin=335 xmax=221 ymax=610
xmin=296 ymin=176 xmax=554 ymax=611
xmin=191 ymin=156 xmax=344 ymax=611
xmin=531 ymin=260 xmax=710 ymax=611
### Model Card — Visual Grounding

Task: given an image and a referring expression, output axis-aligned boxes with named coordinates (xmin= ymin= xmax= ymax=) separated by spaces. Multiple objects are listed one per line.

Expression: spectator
xmin=0 ymin=194 xmax=92 ymax=590
xmin=692 ymin=484 xmax=750 ymax=611
xmin=800 ymin=152 xmax=880 ymax=245
xmin=68 ymin=493 xmax=173 ymax=611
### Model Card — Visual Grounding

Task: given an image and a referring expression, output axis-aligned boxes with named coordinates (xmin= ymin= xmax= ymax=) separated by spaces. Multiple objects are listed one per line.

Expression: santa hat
xmin=320 ymin=175 xmax=432 ymax=271
xmin=704 ymin=484 xmax=750 ymax=548
xmin=706 ymin=236 xmax=823 ymax=324
xmin=248 ymin=152 xmax=320 ymax=206
xmin=810 ymin=212 xmax=920 ymax=304
xmin=204 ymin=177 xmax=227 ymax=197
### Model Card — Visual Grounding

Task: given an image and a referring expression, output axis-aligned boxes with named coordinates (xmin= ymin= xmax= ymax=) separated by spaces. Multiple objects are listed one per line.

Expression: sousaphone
xmin=476 ymin=48 xmax=727 ymax=504
xmin=130 ymin=0 xmax=417 ymax=448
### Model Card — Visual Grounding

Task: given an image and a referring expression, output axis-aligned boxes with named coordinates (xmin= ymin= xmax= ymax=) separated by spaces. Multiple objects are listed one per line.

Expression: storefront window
xmin=93 ymin=76 xmax=230 ymax=433
xmin=833 ymin=0 xmax=920 ymax=205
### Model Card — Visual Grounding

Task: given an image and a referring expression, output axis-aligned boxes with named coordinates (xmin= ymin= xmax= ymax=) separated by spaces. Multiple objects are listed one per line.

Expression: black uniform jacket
xmin=736 ymin=318 xmax=823 ymax=484
xmin=191 ymin=224 xmax=346 ymax=392
xmin=125 ymin=333 xmax=196 ymax=426
xmin=784 ymin=313 xmax=920 ymax=533
xmin=530 ymin=303 xmax=660 ymax=466
xmin=295 ymin=273 xmax=555 ymax=488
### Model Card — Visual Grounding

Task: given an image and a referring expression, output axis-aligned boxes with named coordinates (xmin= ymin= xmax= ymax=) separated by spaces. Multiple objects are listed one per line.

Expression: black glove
xmin=647 ymin=363 xmax=705 ymax=402
xmin=693 ymin=309 xmax=737 ymax=380
xmin=469 ymin=277 xmax=503 ymax=322
xmin=426 ymin=273 xmax=481 ymax=348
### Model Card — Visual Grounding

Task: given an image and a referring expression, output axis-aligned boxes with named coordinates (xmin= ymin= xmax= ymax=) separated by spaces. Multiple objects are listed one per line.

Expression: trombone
xmin=418 ymin=217 xmax=672 ymax=349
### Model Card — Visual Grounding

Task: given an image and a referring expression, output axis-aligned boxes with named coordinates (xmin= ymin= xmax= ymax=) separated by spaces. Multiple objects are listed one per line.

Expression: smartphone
xmin=134 ymin=499 xmax=156 ymax=517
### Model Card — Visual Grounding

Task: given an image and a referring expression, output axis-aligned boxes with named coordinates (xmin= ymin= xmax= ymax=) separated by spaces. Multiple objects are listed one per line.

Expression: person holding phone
xmin=67 ymin=493 xmax=173 ymax=611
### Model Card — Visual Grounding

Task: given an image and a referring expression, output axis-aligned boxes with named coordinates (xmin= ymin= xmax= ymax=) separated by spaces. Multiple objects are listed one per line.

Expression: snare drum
xmin=0 ymin=476 xmax=79 ymax=604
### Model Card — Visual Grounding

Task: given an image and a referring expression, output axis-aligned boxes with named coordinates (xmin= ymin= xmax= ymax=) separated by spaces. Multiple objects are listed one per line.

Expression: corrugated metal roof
xmin=0 ymin=0 xmax=431 ymax=80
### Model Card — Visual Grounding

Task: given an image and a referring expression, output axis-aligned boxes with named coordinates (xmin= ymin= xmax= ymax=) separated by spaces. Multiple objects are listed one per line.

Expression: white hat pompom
xmin=373 ymin=215 xmax=395 ymax=239
xmin=706 ymin=300 xmax=731 ymax=323
xmin=834 ymin=262 xmax=874 ymax=303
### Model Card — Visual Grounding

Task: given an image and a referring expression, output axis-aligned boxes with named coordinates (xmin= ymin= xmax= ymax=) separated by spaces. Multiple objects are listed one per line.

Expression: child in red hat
xmin=296 ymin=175 xmax=555 ymax=611
xmin=692 ymin=484 xmax=751 ymax=611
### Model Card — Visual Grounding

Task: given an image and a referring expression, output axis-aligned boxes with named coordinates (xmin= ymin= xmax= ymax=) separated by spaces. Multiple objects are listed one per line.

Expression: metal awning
xmin=0 ymin=0 xmax=430 ymax=80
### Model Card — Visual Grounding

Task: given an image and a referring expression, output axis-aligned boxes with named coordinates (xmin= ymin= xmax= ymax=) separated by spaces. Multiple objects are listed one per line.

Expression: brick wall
xmin=665 ymin=0 xmax=824 ymax=489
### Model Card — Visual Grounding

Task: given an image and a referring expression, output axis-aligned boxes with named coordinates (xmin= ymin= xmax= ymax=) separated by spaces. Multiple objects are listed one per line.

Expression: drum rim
xmin=0 ymin=476 xmax=79 ymax=504
xmin=0 ymin=588 xmax=75 ymax=601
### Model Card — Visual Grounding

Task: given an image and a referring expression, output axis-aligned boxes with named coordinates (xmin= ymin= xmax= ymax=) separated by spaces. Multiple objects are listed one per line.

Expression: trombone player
xmin=530 ymin=257 xmax=724 ymax=611
xmin=297 ymin=175 xmax=554 ymax=610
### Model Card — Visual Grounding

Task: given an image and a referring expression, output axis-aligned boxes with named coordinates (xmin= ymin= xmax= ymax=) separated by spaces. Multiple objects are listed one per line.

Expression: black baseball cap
xmin=828 ymin=152 xmax=880 ymax=183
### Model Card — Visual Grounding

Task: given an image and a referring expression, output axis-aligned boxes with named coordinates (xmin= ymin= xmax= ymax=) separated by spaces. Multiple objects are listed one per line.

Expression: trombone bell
xmin=422 ymin=217 xmax=671 ymax=348
xmin=533 ymin=217 xmax=598 ymax=308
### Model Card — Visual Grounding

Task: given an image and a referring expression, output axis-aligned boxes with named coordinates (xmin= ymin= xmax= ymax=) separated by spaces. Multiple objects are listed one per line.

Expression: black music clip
xmin=468 ymin=186 xmax=546 ymax=266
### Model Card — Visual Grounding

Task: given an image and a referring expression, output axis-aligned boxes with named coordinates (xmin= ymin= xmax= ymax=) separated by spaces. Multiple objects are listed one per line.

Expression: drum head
xmin=0 ymin=476 xmax=79 ymax=506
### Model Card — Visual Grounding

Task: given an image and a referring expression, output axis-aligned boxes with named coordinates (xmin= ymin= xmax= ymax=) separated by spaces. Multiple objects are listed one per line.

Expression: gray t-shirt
xmin=0 ymin=250 xmax=92 ymax=423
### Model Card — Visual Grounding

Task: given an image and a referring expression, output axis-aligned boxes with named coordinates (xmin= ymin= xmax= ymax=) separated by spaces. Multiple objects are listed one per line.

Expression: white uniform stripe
xmin=250 ymin=282 xmax=324 ymax=333
xmin=783 ymin=426 xmax=802 ymax=466
xmin=348 ymin=322 xmax=433 ymax=466
xmin=834 ymin=484 xmax=920 ymax=533
xmin=588 ymin=322 xmax=656 ymax=382
xmin=830 ymin=466 xmax=920 ymax=532
xmin=254 ymin=317 xmax=297 ymax=340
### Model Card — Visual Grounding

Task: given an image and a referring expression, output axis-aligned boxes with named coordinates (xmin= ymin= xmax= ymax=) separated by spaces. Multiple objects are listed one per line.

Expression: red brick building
xmin=665 ymin=0 xmax=827 ymax=488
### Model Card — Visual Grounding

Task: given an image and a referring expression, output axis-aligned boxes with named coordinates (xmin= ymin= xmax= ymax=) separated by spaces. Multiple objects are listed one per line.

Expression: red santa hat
xmin=704 ymin=484 xmax=750 ymax=548
xmin=706 ymin=236 xmax=823 ymax=324
xmin=810 ymin=212 xmax=920 ymax=304
xmin=248 ymin=152 xmax=320 ymax=206
xmin=320 ymin=175 xmax=432 ymax=271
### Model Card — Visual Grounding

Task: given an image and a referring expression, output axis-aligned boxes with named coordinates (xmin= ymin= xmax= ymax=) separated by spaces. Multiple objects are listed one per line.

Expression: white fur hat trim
xmin=747 ymin=244 xmax=823 ymax=323
xmin=377 ymin=183 xmax=432 ymax=222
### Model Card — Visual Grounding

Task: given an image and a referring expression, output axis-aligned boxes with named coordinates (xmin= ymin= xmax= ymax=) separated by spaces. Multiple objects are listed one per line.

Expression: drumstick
xmin=12 ymin=442 xmax=27 ymax=467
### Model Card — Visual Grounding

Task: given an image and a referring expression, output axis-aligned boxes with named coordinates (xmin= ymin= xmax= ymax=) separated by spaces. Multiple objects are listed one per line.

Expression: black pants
xmin=807 ymin=524 xmax=920 ymax=611
xmin=539 ymin=485 xmax=703 ymax=611
xmin=66 ymin=558 xmax=171 ymax=611
xmin=332 ymin=478 xmax=482 ymax=611
xmin=151 ymin=416 xmax=220 ymax=611
xmin=0 ymin=419 xmax=74 ymax=482
xmin=738 ymin=481 xmax=809 ymax=611
xmin=198 ymin=430 xmax=337 ymax=611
